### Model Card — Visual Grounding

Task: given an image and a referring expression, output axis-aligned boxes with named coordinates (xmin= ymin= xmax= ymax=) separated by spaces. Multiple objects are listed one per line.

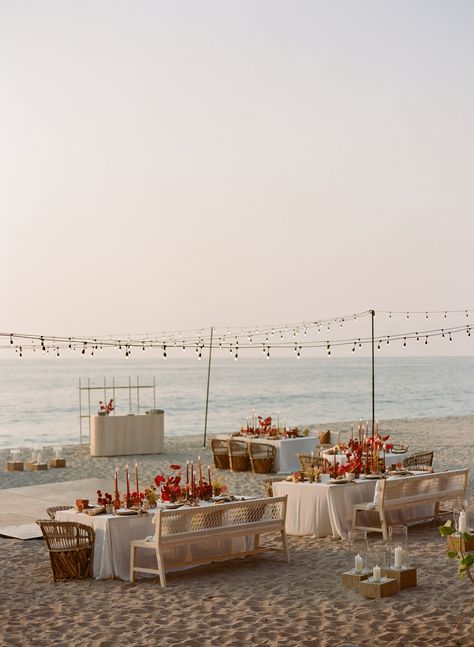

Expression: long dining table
xmin=216 ymin=434 xmax=319 ymax=473
xmin=272 ymin=472 xmax=433 ymax=539
xmin=56 ymin=502 xmax=254 ymax=581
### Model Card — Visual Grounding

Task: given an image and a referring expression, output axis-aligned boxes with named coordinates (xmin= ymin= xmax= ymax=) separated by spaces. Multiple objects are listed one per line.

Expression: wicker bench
xmin=130 ymin=496 xmax=289 ymax=586
xmin=352 ymin=468 xmax=468 ymax=540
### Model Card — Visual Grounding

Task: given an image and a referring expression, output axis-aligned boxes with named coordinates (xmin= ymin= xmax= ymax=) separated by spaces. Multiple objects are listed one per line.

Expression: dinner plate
xmin=328 ymin=479 xmax=351 ymax=485
xmin=363 ymin=474 xmax=384 ymax=480
xmin=115 ymin=509 xmax=138 ymax=515
xmin=161 ymin=503 xmax=184 ymax=510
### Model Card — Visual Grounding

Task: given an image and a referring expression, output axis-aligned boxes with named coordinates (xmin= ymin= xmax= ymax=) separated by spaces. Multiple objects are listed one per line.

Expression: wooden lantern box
xmin=447 ymin=534 xmax=474 ymax=553
xmin=25 ymin=462 xmax=48 ymax=471
xmin=6 ymin=461 xmax=24 ymax=472
xmin=359 ymin=577 xmax=398 ymax=599
xmin=340 ymin=570 xmax=370 ymax=590
xmin=49 ymin=458 xmax=66 ymax=468
xmin=382 ymin=567 xmax=417 ymax=590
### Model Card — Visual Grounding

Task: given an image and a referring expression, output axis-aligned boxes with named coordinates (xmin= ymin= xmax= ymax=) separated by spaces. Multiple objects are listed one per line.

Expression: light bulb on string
xmin=444 ymin=312 xmax=447 ymax=318
xmin=449 ymin=333 xmax=452 ymax=342
xmin=10 ymin=334 xmax=13 ymax=345
xmin=425 ymin=312 xmax=428 ymax=319
xmin=386 ymin=337 xmax=390 ymax=345
xmin=297 ymin=346 xmax=301 ymax=359
xmin=19 ymin=346 xmax=22 ymax=358
xmin=389 ymin=312 xmax=392 ymax=319
xmin=377 ymin=341 xmax=381 ymax=351
xmin=466 ymin=310 xmax=469 ymax=318
xmin=403 ymin=338 xmax=407 ymax=348
xmin=416 ymin=333 xmax=419 ymax=342
xmin=406 ymin=312 xmax=409 ymax=319
xmin=266 ymin=347 xmax=270 ymax=359
xmin=425 ymin=336 xmax=428 ymax=345
xmin=358 ymin=339 xmax=362 ymax=349
xmin=352 ymin=342 xmax=356 ymax=353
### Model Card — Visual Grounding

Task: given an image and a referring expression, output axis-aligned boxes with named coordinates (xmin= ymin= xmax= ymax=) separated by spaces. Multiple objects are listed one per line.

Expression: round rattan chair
xmin=249 ymin=443 xmax=276 ymax=474
xmin=46 ymin=505 xmax=73 ymax=520
xmin=36 ymin=520 xmax=95 ymax=582
xmin=297 ymin=453 xmax=326 ymax=472
xmin=210 ymin=438 xmax=230 ymax=470
xmin=228 ymin=439 xmax=250 ymax=472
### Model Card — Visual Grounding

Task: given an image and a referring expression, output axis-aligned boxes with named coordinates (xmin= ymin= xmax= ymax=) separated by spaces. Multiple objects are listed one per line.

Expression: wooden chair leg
xmin=253 ymin=533 xmax=260 ymax=556
xmin=130 ymin=544 xmax=136 ymax=582
xmin=379 ymin=511 xmax=388 ymax=540
xmin=155 ymin=547 xmax=167 ymax=588
xmin=281 ymin=529 xmax=290 ymax=563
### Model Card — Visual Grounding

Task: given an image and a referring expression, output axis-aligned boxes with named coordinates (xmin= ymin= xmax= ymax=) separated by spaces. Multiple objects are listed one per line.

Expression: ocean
xmin=0 ymin=356 xmax=473 ymax=449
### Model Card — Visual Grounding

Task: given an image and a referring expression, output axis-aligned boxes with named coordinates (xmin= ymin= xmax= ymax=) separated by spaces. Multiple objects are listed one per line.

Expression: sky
xmin=1 ymin=1 xmax=473 ymax=357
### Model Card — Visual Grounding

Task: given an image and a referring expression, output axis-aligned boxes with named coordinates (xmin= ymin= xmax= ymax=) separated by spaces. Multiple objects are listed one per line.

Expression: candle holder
xmin=367 ymin=545 xmax=388 ymax=581
xmin=389 ymin=525 xmax=409 ymax=569
xmin=347 ymin=530 xmax=368 ymax=574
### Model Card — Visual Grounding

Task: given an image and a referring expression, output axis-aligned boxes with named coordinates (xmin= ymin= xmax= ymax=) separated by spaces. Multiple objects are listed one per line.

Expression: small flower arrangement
xmin=96 ymin=489 xmax=113 ymax=506
xmin=155 ymin=464 xmax=182 ymax=502
xmin=211 ymin=476 xmax=228 ymax=496
xmin=144 ymin=485 xmax=157 ymax=506
xmin=99 ymin=398 xmax=114 ymax=414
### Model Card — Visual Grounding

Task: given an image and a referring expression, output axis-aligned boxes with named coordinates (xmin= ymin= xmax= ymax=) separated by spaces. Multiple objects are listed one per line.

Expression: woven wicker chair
xmin=262 ymin=477 xmax=287 ymax=497
xmin=36 ymin=520 xmax=95 ymax=582
xmin=402 ymin=451 xmax=434 ymax=471
xmin=46 ymin=505 xmax=73 ymax=520
xmin=297 ymin=453 xmax=326 ymax=473
xmin=249 ymin=443 xmax=276 ymax=474
xmin=228 ymin=439 xmax=250 ymax=472
xmin=211 ymin=438 xmax=230 ymax=470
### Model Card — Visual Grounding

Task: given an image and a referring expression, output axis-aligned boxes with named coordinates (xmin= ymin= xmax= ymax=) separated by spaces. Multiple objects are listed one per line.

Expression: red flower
xmin=169 ymin=464 xmax=181 ymax=470
xmin=155 ymin=474 xmax=165 ymax=486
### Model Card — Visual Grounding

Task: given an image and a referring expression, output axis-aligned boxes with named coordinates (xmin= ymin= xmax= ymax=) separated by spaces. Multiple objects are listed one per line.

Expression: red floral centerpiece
xmin=155 ymin=464 xmax=182 ymax=502
xmin=99 ymin=398 xmax=114 ymax=415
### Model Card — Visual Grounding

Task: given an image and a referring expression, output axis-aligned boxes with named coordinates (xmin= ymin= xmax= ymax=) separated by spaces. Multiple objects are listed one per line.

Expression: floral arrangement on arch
xmin=99 ymin=398 xmax=114 ymax=414
xmin=154 ymin=464 xmax=182 ymax=502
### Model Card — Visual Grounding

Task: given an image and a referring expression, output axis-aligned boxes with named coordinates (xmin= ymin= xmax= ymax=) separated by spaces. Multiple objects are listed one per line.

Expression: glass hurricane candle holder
xmin=389 ymin=525 xmax=408 ymax=569
xmin=368 ymin=545 xmax=388 ymax=580
xmin=347 ymin=529 xmax=368 ymax=574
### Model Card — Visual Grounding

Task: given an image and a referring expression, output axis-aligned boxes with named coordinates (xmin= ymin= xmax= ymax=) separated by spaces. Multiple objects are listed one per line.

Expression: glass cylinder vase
xmin=347 ymin=529 xmax=368 ymax=574
xmin=389 ymin=524 xmax=409 ymax=569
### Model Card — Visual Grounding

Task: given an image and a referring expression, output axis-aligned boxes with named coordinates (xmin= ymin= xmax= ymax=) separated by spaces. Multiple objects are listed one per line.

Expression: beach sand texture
xmin=0 ymin=416 xmax=473 ymax=646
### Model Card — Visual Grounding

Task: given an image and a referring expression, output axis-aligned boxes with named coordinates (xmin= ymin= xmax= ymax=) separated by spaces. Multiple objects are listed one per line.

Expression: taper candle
xmin=125 ymin=464 xmax=130 ymax=499
xmin=207 ymin=465 xmax=211 ymax=485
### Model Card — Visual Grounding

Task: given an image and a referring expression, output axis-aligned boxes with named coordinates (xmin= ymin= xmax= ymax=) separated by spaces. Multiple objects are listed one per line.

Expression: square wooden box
xmin=25 ymin=463 xmax=48 ymax=471
xmin=341 ymin=570 xmax=370 ymax=590
xmin=6 ymin=461 xmax=24 ymax=472
xmin=447 ymin=534 xmax=474 ymax=553
xmin=49 ymin=458 xmax=66 ymax=468
xmin=382 ymin=567 xmax=417 ymax=589
xmin=359 ymin=577 xmax=398 ymax=599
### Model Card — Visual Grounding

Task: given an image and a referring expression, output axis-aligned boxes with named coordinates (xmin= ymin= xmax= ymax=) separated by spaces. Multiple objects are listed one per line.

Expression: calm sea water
xmin=0 ymin=356 xmax=473 ymax=449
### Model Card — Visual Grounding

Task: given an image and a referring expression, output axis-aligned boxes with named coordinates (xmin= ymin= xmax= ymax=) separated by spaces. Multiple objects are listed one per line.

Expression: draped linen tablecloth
xmin=273 ymin=473 xmax=435 ymax=540
xmin=272 ymin=478 xmax=375 ymax=539
xmin=216 ymin=435 xmax=318 ymax=473
xmin=56 ymin=506 xmax=252 ymax=581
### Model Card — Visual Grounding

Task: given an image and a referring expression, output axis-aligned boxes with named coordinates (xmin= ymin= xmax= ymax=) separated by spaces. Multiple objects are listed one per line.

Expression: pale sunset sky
xmin=1 ymin=1 xmax=473 ymax=355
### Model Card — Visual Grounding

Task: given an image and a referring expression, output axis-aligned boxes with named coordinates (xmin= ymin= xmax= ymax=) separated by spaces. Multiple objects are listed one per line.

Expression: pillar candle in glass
xmin=389 ymin=524 xmax=408 ymax=569
xmin=135 ymin=463 xmax=139 ymax=497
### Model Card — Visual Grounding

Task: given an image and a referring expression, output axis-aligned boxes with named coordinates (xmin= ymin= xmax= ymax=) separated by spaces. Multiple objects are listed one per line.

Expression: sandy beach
xmin=0 ymin=416 xmax=473 ymax=647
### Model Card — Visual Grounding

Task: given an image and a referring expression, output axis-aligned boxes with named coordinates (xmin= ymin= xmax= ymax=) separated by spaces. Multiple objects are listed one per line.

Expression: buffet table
xmin=273 ymin=473 xmax=434 ymax=539
xmin=90 ymin=412 xmax=164 ymax=457
xmin=56 ymin=503 xmax=252 ymax=581
xmin=216 ymin=434 xmax=318 ymax=473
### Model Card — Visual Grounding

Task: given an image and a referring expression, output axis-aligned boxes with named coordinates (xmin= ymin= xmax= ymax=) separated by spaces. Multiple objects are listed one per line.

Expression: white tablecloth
xmin=273 ymin=473 xmax=435 ymax=539
xmin=56 ymin=506 xmax=253 ymax=581
xmin=273 ymin=478 xmax=375 ymax=539
xmin=321 ymin=450 xmax=410 ymax=468
xmin=216 ymin=435 xmax=318 ymax=473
